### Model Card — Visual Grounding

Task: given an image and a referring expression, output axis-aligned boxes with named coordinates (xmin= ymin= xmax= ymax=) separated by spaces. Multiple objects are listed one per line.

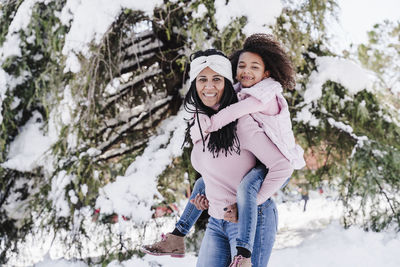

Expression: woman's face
xmin=196 ymin=67 xmax=225 ymax=108
xmin=236 ymin=51 xmax=269 ymax=88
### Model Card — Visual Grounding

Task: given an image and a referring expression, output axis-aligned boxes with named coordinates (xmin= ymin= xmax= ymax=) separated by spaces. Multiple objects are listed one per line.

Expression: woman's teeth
xmin=204 ymin=93 xmax=217 ymax=97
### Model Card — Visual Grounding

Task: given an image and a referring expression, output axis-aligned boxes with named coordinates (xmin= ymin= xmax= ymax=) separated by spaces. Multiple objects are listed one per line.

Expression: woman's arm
xmin=208 ymin=96 xmax=278 ymax=133
xmin=240 ymin=117 xmax=294 ymax=205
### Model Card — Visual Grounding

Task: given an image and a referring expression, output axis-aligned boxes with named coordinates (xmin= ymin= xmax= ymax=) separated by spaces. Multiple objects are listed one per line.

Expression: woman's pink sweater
xmin=191 ymin=114 xmax=294 ymax=219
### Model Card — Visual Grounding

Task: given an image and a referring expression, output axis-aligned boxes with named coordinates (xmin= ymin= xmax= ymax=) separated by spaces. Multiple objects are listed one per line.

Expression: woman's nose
xmin=205 ymin=82 xmax=214 ymax=89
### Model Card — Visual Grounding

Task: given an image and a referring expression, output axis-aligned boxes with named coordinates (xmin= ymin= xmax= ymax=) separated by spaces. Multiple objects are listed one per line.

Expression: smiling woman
xmin=183 ymin=49 xmax=240 ymax=157
xmin=195 ymin=67 xmax=225 ymax=108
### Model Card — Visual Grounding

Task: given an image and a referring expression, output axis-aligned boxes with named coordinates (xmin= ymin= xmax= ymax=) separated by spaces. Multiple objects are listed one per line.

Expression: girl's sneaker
xmin=229 ymin=255 xmax=252 ymax=267
xmin=140 ymin=233 xmax=185 ymax=258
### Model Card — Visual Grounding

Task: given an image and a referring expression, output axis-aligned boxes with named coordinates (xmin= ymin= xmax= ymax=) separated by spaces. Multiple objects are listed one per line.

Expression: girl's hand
xmin=190 ymin=114 xmax=211 ymax=142
xmin=190 ymin=194 xmax=209 ymax=210
xmin=223 ymin=203 xmax=238 ymax=223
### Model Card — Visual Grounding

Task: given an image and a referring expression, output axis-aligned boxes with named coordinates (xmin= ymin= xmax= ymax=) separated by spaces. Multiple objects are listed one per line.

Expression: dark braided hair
xmin=230 ymin=33 xmax=296 ymax=90
xmin=183 ymin=49 xmax=240 ymax=157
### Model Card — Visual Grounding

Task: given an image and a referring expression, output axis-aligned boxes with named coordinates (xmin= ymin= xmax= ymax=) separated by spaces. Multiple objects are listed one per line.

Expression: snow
xmin=10 ymin=97 xmax=21 ymax=109
xmin=1 ymin=111 xmax=53 ymax=172
xmin=68 ymin=189 xmax=78 ymax=204
xmin=192 ymin=3 xmax=207 ymax=19
xmin=327 ymin=118 xmax=353 ymax=134
xmin=214 ymin=0 xmax=282 ymax=35
xmin=326 ymin=117 xmax=369 ymax=157
xmin=80 ymin=184 xmax=88 ymax=196
xmin=58 ymin=85 xmax=77 ymax=125
xmin=60 ymin=0 xmax=162 ymax=73
xmin=86 ymin=147 xmax=101 ymax=157
xmin=32 ymin=193 xmax=400 ymax=267
xmin=0 ymin=0 xmax=52 ymax=61
xmin=269 ymin=222 xmax=400 ymax=267
xmin=49 ymin=170 xmax=75 ymax=217
xmin=294 ymin=104 xmax=320 ymax=127
xmin=1 ymin=177 xmax=34 ymax=222
xmin=1 ymin=82 xmax=80 ymax=173
xmin=95 ymin=109 xmax=188 ymax=223
xmin=64 ymin=52 xmax=81 ymax=73
xmin=104 ymin=78 xmax=121 ymax=95
xmin=0 ymin=67 xmax=10 ymax=123
xmin=296 ymin=56 xmax=375 ymax=127
xmin=0 ymin=68 xmax=30 ymax=123
xmin=303 ymin=56 xmax=373 ymax=104
xmin=35 ymin=255 xmax=87 ymax=267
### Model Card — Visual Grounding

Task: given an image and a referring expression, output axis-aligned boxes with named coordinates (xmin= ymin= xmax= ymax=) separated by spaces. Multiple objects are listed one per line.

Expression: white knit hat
xmin=189 ymin=55 xmax=233 ymax=84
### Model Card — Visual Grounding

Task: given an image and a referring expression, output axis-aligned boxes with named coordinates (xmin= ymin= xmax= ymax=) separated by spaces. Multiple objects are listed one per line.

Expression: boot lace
xmin=160 ymin=233 xmax=167 ymax=241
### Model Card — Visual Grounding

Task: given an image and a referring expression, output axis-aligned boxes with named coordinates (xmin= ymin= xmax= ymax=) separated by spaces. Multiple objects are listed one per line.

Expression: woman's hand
xmin=223 ymin=203 xmax=238 ymax=223
xmin=190 ymin=194 xmax=209 ymax=210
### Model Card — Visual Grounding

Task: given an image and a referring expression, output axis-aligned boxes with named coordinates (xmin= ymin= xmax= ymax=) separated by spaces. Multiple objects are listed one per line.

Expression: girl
xmin=141 ymin=34 xmax=304 ymax=267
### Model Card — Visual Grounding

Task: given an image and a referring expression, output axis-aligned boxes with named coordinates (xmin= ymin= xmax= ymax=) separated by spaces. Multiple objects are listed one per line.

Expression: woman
xmin=188 ymin=49 xmax=292 ymax=267
xmin=142 ymin=49 xmax=293 ymax=267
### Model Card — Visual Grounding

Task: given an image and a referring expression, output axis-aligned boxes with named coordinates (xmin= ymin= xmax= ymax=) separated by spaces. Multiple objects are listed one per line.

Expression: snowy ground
xmin=32 ymin=190 xmax=400 ymax=267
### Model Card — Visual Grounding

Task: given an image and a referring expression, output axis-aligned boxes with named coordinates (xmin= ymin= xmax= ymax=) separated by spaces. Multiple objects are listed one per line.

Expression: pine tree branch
xmin=99 ymin=67 xmax=162 ymax=112
xmin=94 ymin=139 xmax=146 ymax=162
xmin=371 ymin=176 xmax=400 ymax=225
xmin=96 ymin=98 xmax=171 ymax=152
xmin=97 ymin=95 xmax=171 ymax=136
xmin=0 ymin=170 xmax=16 ymax=209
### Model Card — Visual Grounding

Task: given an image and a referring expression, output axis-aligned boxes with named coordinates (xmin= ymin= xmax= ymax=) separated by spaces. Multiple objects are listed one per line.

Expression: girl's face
xmin=236 ymin=52 xmax=269 ymax=88
xmin=196 ymin=67 xmax=225 ymax=108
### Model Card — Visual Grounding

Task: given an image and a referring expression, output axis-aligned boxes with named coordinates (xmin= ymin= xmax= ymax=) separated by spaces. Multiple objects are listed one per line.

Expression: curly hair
xmin=183 ymin=49 xmax=240 ymax=157
xmin=230 ymin=33 xmax=296 ymax=90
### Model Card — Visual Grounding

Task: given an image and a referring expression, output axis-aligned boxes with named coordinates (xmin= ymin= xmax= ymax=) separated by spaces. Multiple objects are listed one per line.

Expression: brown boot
xmin=229 ymin=255 xmax=252 ymax=267
xmin=140 ymin=233 xmax=185 ymax=258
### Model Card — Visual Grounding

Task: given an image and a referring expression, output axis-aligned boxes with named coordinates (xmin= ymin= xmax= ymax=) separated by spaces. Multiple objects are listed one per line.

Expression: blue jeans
xmin=176 ymin=166 xmax=268 ymax=250
xmin=175 ymin=177 xmax=205 ymax=235
xmin=236 ymin=165 xmax=267 ymax=252
xmin=196 ymin=198 xmax=278 ymax=267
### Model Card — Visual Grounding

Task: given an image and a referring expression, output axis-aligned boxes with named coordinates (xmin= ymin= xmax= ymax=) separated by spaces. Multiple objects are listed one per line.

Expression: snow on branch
xmin=1 ymin=111 xmax=54 ymax=172
xmin=95 ymin=108 xmax=187 ymax=224
xmin=95 ymin=96 xmax=172 ymax=152
xmin=122 ymin=35 xmax=163 ymax=60
xmin=296 ymin=56 xmax=375 ymax=127
xmin=304 ymin=56 xmax=374 ymax=104
xmin=119 ymin=52 xmax=156 ymax=74
xmin=60 ymin=0 xmax=163 ymax=73
xmin=214 ymin=0 xmax=282 ymax=35
xmin=98 ymin=93 xmax=169 ymax=134
xmin=101 ymin=65 xmax=161 ymax=108
xmin=0 ymin=0 xmax=50 ymax=62
xmin=326 ymin=118 xmax=368 ymax=157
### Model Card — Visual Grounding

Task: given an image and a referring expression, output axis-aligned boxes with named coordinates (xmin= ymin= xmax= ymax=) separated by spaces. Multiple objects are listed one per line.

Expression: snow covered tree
xmin=0 ymin=0 xmax=399 ymax=265
xmin=357 ymin=20 xmax=400 ymax=98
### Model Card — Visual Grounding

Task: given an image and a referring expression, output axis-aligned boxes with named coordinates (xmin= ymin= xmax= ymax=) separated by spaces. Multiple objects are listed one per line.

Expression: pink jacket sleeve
xmin=207 ymin=96 xmax=279 ymax=133
xmin=190 ymin=114 xmax=210 ymax=143
xmin=239 ymin=117 xmax=294 ymax=205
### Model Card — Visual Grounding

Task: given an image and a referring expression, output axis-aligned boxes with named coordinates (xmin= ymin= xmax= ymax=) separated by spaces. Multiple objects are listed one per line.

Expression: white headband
xmin=189 ymin=55 xmax=233 ymax=84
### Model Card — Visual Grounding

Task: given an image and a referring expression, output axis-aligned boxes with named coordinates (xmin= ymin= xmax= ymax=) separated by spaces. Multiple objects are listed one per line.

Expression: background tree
xmin=0 ymin=0 xmax=399 ymax=265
